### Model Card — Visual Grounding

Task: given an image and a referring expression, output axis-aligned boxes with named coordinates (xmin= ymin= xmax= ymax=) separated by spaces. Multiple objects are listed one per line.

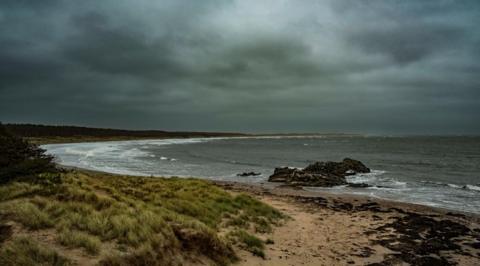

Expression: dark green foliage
xmin=4 ymin=123 xmax=245 ymax=138
xmin=0 ymin=123 xmax=56 ymax=184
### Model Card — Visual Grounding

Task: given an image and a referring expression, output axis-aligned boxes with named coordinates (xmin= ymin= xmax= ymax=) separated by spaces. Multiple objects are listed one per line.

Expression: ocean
xmin=43 ymin=136 xmax=480 ymax=214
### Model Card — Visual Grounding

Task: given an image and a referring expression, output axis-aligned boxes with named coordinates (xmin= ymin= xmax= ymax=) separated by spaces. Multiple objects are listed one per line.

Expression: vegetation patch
xmin=0 ymin=123 xmax=56 ymax=184
xmin=0 ymin=124 xmax=284 ymax=264
xmin=4 ymin=201 xmax=54 ymax=230
xmin=0 ymin=171 xmax=283 ymax=264
xmin=228 ymin=229 xmax=266 ymax=258
xmin=0 ymin=237 xmax=70 ymax=266
xmin=57 ymin=229 xmax=101 ymax=255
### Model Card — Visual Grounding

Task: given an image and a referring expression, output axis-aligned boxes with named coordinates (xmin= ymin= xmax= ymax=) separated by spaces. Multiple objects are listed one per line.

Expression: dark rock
xmin=278 ymin=184 xmax=304 ymax=190
xmin=351 ymin=247 xmax=374 ymax=258
xmin=268 ymin=158 xmax=370 ymax=187
xmin=446 ymin=212 xmax=466 ymax=218
xmin=289 ymin=171 xmax=347 ymax=187
xmin=0 ymin=224 xmax=12 ymax=245
xmin=469 ymin=242 xmax=480 ymax=249
xmin=354 ymin=202 xmax=388 ymax=213
xmin=372 ymin=212 xmax=473 ymax=265
xmin=331 ymin=202 xmax=354 ymax=211
xmin=269 ymin=167 xmax=296 ymax=182
xmin=304 ymin=158 xmax=370 ymax=176
xmin=269 ymin=168 xmax=346 ymax=187
xmin=347 ymin=183 xmax=370 ymax=188
xmin=411 ymin=256 xmax=450 ymax=266
xmin=237 ymin=172 xmax=261 ymax=177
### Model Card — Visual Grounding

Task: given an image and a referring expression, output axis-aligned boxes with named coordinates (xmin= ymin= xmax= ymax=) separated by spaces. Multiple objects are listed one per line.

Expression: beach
xmin=39 ymin=136 xmax=480 ymax=264
xmin=214 ymin=180 xmax=480 ymax=265
xmin=25 ymin=166 xmax=480 ymax=265
xmin=2 ymin=134 xmax=480 ymax=265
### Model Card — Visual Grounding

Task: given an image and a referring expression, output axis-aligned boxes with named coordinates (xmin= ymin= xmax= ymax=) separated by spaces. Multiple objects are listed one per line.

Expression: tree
xmin=0 ymin=123 xmax=56 ymax=184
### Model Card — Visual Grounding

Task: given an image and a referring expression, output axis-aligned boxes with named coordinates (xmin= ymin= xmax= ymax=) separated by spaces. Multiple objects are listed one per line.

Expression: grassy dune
xmin=0 ymin=170 xmax=285 ymax=265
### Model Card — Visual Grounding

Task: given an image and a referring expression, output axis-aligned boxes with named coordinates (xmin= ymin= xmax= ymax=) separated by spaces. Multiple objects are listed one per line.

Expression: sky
xmin=1 ymin=0 xmax=479 ymax=135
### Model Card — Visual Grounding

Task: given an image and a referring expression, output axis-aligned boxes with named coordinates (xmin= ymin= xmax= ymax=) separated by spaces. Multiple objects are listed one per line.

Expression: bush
xmin=0 ymin=122 xmax=56 ymax=184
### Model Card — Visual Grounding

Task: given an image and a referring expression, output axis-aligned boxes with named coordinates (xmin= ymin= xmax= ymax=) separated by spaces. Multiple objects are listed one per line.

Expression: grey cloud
xmin=0 ymin=0 xmax=479 ymax=134
xmin=348 ymin=24 xmax=465 ymax=64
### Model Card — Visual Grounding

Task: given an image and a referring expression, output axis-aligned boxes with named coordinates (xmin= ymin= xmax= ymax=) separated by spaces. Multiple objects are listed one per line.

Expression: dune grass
xmin=4 ymin=201 xmax=54 ymax=230
xmin=0 ymin=170 xmax=284 ymax=265
xmin=0 ymin=237 xmax=70 ymax=266
xmin=227 ymin=230 xmax=266 ymax=258
xmin=57 ymin=229 xmax=101 ymax=255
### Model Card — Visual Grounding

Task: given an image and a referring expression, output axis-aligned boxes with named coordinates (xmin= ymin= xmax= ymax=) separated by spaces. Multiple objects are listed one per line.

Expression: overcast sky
xmin=1 ymin=0 xmax=479 ymax=134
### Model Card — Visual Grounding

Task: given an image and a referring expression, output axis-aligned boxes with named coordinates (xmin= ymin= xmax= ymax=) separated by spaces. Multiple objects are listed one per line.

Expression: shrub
xmin=0 ymin=123 xmax=56 ymax=184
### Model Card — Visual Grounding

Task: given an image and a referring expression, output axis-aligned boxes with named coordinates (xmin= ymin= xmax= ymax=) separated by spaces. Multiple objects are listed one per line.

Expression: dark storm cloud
xmin=1 ymin=0 xmax=479 ymax=134
xmin=348 ymin=24 xmax=465 ymax=64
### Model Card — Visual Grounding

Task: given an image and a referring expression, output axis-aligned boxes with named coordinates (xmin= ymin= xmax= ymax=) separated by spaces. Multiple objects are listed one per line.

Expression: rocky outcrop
xmin=303 ymin=158 xmax=370 ymax=177
xmin=347 ymin=183 xmax=370 ymax=188
xmin=268 ymin=158 xmax=370 ymax=187
xmin=237 ymin=172 xmax=261 ymax=177
xmin=268 ymin=167 xmax=295 ymax=183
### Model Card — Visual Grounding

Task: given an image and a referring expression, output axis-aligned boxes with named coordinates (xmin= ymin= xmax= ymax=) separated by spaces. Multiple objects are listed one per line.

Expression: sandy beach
xmin=1 ymin=161 xmax=480 ymax=265
xmin=214 ymin=181 xmax=480 ymax=265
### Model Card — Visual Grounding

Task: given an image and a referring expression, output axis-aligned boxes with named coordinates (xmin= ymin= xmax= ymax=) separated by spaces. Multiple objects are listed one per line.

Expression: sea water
xmin=43 ymin=136 xmax=480 ymax=214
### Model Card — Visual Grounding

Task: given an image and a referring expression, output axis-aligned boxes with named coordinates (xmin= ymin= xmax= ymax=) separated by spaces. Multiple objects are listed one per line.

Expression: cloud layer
xmin=1 ymin=0 xmax=479 ymax=134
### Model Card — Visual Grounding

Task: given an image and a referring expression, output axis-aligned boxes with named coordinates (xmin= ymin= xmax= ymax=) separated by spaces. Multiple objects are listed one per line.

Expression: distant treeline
xmin=4 ymin=124 xmax=246 ymax=138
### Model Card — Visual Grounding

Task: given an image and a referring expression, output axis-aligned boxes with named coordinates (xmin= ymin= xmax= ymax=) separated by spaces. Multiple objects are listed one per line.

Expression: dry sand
xmin=214 ymin=181 xmax=480 ymax=266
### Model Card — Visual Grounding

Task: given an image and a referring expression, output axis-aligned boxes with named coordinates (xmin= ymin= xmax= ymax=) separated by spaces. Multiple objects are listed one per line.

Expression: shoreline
xmin=7 ymin=164 xmax=480 ymax=266
xmin=60 ymin=163 xmax=480 ymax=219
xmin=211 ymin=180 xmax=480 ymax=265
xmin=214 ymin=180 xmax=480 ymax=220
xmin=43 ymin=136 xmax=480 ymax=216
xmin=59 ymin=166 xmax=480 ymax=264
xmin=38 ymin=136 xmax=480 ymax=264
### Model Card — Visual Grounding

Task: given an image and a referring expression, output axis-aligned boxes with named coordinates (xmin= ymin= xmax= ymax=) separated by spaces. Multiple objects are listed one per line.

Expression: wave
xmin=447 ymin=183 xmax=462 ymax=189
xmin=346 ymin=170 xmax=386 ymax=184
xmin=465 ymin=185 xmax=480 ymax=191
xmin=160 ymin=156 xmax=177 ymax=161
xmin=119 ymin=148 xmax=148 ymax=159
xmin=420 ymin=180 xmax=480 ymax=192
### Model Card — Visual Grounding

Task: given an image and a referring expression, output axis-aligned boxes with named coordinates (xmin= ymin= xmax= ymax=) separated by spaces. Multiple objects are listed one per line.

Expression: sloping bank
xmin=0 ymin=170 xmax=285 ymax=266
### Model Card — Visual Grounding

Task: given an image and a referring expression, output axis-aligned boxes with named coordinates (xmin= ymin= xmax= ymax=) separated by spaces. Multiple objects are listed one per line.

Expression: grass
xmin=57 ymin=229 xmax=101 ymax=255
xmin=0 ymin=237 xmax=70 ymax=266
xmin=3 ymin=201 xmax=54 ymax=230
xmin=228 ymin=230 xmax=266 ymax=258
xmin=0 ymin=170 xmax=285 ymax=265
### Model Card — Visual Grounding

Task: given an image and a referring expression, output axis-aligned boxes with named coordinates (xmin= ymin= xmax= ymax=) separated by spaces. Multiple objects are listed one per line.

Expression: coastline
xmin=214 ymin=180 xmax=480 ymax=220
xmin=58 ymin=165 xmax=480 ymax=265
xmin=28 ymin=135 xmax=480 ymax=264
xmin=212 ymin=180 xmax=480 ymax=265
xmin=42 ymin=136 xmax=480 ymax=215
xmin=61 ymin=163 xmax=480 ymax=219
